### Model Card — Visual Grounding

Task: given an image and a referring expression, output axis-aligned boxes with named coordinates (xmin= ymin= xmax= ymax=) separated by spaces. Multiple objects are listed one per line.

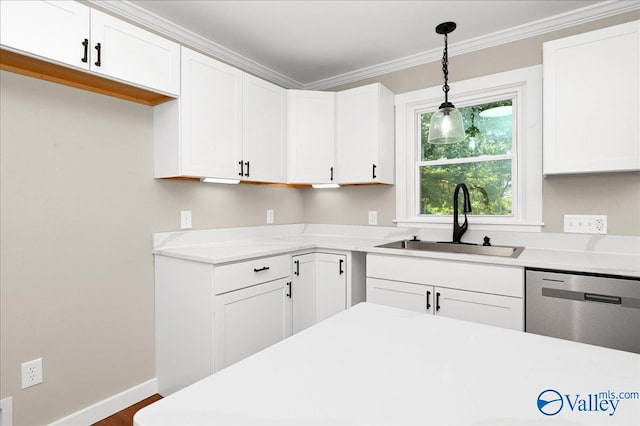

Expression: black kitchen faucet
xmin=452 ymin=183 xmax=472 ymax=243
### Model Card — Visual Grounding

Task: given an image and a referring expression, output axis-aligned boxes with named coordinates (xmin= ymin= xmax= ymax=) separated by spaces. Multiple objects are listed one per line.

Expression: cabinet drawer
xmin=214 ymin=255 xmax=290 ymax=294
xmin=367 ymin=254 xmax=523 ymax=298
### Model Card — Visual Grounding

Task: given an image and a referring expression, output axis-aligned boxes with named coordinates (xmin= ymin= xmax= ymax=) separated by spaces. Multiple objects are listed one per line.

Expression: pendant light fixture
xmin=428 ymin=21 xmax=465 ymax=145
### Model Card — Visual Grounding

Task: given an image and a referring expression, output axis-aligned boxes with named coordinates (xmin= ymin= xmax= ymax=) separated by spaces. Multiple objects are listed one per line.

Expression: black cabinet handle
xmin=81 ymin=38 xmax=89 ymax=63
xmin=286 ymin=281 xmax=291 ymax=298
xmin=426 ymin=290 xmax=431 ymax=310
xmin=294 ymin=260 xmax=300 ymax=276
xmin=436 ymin=292 xmax=441 ymax=311
xmin=339 ymin=259 xmax=344 ymax=275
xmin=244 ymin=161 xmax=250 ymax=177
xmin=372 ymin=164 xmax=377 ymax=179
xmin=330 ymin=167 xmax=334 ymax=181
xmin=238 ymin=161 xmax=244 ymax=177
xmin=94 ymin=42 xmax=101 ymax=67
xmin=253 ymin=266 xmax=270 ymax=272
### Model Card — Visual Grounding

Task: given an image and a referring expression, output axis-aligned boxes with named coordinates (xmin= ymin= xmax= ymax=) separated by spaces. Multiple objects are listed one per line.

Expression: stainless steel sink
xmin=376 ymin=240 xmax=524 ymax=258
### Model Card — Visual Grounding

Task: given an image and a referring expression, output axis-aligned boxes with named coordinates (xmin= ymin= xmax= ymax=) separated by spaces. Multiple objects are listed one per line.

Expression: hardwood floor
xmin=92 ymin=394 xmax=163 ymax=426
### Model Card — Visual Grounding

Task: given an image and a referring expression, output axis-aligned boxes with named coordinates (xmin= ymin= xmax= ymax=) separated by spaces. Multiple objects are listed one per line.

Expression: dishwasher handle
xmin=584 ymin=293 xmax=622 ymax=305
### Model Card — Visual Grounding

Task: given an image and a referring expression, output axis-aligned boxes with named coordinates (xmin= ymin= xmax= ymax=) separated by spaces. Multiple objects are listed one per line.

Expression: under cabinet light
xmin=201 ymin=177 xmax=240 ymax=184
xmin=312 ymin=183 xmax=340 ymax=189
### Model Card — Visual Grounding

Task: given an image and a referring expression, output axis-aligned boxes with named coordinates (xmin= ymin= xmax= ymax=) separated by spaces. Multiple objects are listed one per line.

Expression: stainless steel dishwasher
xmin=526 ymin=269 xmax=640 ymax=353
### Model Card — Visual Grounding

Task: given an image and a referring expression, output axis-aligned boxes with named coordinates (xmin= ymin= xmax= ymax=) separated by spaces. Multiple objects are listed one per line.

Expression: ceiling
xmin=98 ymin=1 xmax=638 ymax=89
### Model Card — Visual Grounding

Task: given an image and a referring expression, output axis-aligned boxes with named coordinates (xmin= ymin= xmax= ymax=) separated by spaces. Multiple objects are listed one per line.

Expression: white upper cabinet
xmin=0 ymin=1 xmax=180 ymax=96
xmin=1 ymin=0 xmax=90 ymax=70
xmin=287 ymin=90 xmax=336 ymax=184
xmin=89 ymin=9 xmax=180 ymax=95
xmin=543 ymin=20 xmax=640 ymax=174
xmin=243 ymin=74 xmax=287 ymax=182
xmin=154 ymin=47 xmax=289 ymax=182
xmin=336 ymin=83 xmax=395 ymax=184
xmin=155 ymin=47 xmax=243 ymax=179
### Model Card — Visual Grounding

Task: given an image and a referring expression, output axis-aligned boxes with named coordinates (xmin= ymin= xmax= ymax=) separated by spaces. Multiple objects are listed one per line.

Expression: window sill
xmin=394 ymin=219 xmax=543 ymax=233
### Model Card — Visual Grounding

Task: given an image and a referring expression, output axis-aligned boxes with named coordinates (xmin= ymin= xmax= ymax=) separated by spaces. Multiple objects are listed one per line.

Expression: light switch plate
xmin=180 ymin=210 xmax=192 ymax=229
xmin=368 ymin=211 xmax=378 ymax=225
xmin=266 ymin=209 xmax=274 ymax=224
xmin=563 ymin=214 xmax=607 ymax=234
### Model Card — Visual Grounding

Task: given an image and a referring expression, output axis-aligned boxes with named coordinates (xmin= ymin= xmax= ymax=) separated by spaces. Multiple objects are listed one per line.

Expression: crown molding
xmin=304 ymin=0 xmax=640 ymax=89
xmin=87 ymin=0 xmax=638 ymax=90
xmin=86 ymin=0 xmax=304 ymax=89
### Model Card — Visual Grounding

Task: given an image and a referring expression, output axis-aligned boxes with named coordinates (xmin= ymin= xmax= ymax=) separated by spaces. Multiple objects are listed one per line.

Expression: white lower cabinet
xmin=291 ymin=252 xmax=352 ymax=333
xmin=156 ymin=249 xmax=365 ymax=396
xmin=315 ymin=253 xmax=347 ymax=322
xmin=214 ymin=278 xmax=291 ymax=371
xmin=291 ymin=253 xmax=317 ymax=333
xmin=366 ymin=254 xmax=524 ymax=331
xmin=155 ymin=253 xmax=291 ymax=395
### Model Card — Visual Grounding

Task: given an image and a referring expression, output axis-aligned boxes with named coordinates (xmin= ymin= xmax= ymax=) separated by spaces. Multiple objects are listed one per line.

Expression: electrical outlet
xmin=368 ymin=211 xmax=378 ymax=226
xmin=21 ymin=358 xmax=42 ymax=389
xmin=266 ymin=209 xmax=274 ymax=224
xmin=563 ymin=215 xmax=607 ymax=234
xmin=180 ymin=210 xmax=192 ymax=229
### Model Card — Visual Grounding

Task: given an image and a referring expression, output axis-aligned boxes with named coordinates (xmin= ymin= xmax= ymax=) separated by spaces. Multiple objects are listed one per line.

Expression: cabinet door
xmin=214 ymin=278 xmax=291 ymax=371
xmin=90 ymin=9 xmax=180 ymax=95
xmin=315 ymin=253 xmax=347 ymax=322
xmin=180 ymin=47 xmax=243 ymax=178
xmin=291 ymin=254 xmax=316 ymax=334
xmin=366 ymin=278 xmax=433 ymax=314
xmin=243 ymin=74 xmax=286 ymax=182
xmin=543 ymin=20 xmax=639 ymax=174
xmin=0 ymin=0 xmax=90 ymax=70
xmin=435 ymin=287 xmax=523 ymax=331
xmin=287 ymin=90 xmax=335 ymax=184
xmin=336 ymin=83 xmax=394 ymax=184
xmin=335 ymin=84 xmax=379 ymax=183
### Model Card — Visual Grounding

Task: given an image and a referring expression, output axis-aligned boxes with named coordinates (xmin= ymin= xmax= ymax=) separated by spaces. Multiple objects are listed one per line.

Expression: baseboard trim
xmin=48 ymin=378 xmax=157 ymax=426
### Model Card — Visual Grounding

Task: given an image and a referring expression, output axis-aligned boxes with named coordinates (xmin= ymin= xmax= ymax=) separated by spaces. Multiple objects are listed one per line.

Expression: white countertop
xmin=134 ymin=302 xmax=640 ymax=425
xmin=152 ymin=225 xmax=640 ymax=277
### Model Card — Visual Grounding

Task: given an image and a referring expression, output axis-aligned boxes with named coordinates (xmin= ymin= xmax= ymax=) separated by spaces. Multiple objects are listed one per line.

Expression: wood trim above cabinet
xmin=0 ymin=49 xmax=174 ymax=106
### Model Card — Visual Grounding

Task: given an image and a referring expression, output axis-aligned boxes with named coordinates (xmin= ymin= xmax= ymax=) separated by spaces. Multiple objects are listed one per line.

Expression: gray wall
xmin=304 ymin=10 xmax=640 ymax=236
xmin=0 ymin=71 xmax=304 ymax=425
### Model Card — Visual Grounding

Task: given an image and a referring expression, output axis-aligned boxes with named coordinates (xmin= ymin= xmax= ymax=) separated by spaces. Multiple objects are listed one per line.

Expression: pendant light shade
xmin=428 ymin=104 xmax=465 ymax=144
xmin=428 ymin=22 xmax=466 ymax=145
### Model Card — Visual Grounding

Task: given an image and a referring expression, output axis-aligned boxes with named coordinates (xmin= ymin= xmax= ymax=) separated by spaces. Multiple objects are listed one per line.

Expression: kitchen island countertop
xmin=135 ymin=302 xmax=640 ymax=425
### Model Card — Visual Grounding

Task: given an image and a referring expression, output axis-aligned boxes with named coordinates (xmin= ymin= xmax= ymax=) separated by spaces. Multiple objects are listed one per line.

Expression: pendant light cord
xmin=442 ymin=32 xmax=449 ymax=104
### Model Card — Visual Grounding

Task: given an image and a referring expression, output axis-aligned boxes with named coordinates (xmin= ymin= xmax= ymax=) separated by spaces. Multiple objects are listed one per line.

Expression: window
xmin=395 ymin=66 xmax=543 ymax=231
xmin=420 ymin=99 xmax=514 ymax=216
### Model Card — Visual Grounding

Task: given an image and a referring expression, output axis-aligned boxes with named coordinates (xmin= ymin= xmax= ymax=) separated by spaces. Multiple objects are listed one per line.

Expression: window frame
xmin=395 ymin=65 xmax=543 ymax=232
